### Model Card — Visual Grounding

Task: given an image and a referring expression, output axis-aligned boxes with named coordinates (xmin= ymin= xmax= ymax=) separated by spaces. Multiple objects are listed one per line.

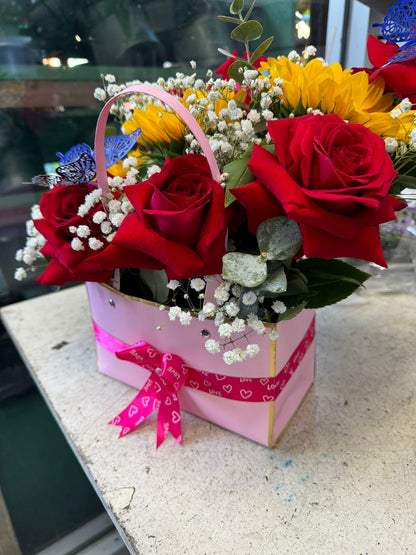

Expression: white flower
xmin=262 ymin=109 xmax=274 ymax=121
xmin=202 ymin=302 xmax=216 ymax=316
xmin=110 ymin=213 xmax=126 ymax=227
xmin=31 ymin=204 xmax=42 ymax=220
xmin=225 ymin=301 xmax=239 ymax=317
xmin=168 ymin=306 xmax=182 ymax=321
xmin=167 ymin=280 xmax=180 ymax=290
xmin=247 ymin=110 xmax=261 ymax=123
xmin=241 ymin=119 xmax=254 ymax=136
xmin=242 ymin=291 xmax=257 ymax=305
xmin=92 ymin=211 xmax=107 ymax=224
xmin=14 ymin=267 xmax=27 ymax=281
xmin=243 ymin=69 xmax=258 ymax=81
xmin=400 ymin=98 xmax=412 ymax=113
xmin=214 ymin=283 xmax=230 ymax=304
xmin=100 ymin=221 xmax=112 ymax=234
xmin=76 ymin=225 xmax=90 ymax=238
xmin=214 ymin=312 xmax=225 ymax=326
xmin=247 ymin=314 xmax=266 ymax=334
xmin=304 ymin=45 xmax=317 ymax=58
xmin=288 ymin=50 xmax=300 ymax=62
xmin=233 ymin=348 xmax=246 ymax=362
xmin=104 ymin=74 xmax=116 ymax=83
xmin=218 ymin=323 xmax=233 ymax=338
xmin=147 ymin=165 xmax=161 ymax=177
xmin=231 ymin=318 xmax=245 ymax=333
xmin=384 ymin=137 xmax=398 ymax=153
xmin=390 ymin=108 xmax=401 ymax=119
xmin=269 ymin=330 xmax=279 ymax=341
xmin=88 ymin=237 xmax=104 ymax=250
xmin=246 ymin=344 xmax=260 ymax=358
xmin=190 ymin=278 xmax=205 ymax=292
xmin=122 ymin=155 xmax=138 ymax=168
xmin=15 ymin=249 xmax=24 ymax=262
xmin=223 ymin=351 xmax=236 ymax=365
xmin=23 ymin=249 xmax=37 ymax=264
xmin=271 ymin=300 xmax=286 ymax=314
xmin=94 ymin=88 xmax=106 ymax=101
xmin=179 ymin=311 xmax=192 ymax=326
xmin=71 ymin=237 xmax=84 ymax=251
xmin=108 ymin=199 xmax=122 ymax=213
xmin=205 ymin=339 xmax=220 ymax=354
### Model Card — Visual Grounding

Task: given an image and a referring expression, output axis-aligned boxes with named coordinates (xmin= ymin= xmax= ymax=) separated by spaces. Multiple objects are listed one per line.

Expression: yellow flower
xmin=107 ymin=148 xmax=142 ymax=178
xmin=260 ymin=56 xmax=393 ymax=123
xmin=123 ymin=103 xmax=184 ymax=145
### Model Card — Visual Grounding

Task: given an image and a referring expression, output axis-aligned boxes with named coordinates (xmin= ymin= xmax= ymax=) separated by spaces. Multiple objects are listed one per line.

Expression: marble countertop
xmin=1 ymin=274 xmax=416 ymax=555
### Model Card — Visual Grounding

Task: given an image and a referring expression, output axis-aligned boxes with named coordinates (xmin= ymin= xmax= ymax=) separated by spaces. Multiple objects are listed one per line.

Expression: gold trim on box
xmin=272 ymin=383 xmax=315 ymax=448
xmin=267 ymin=336 xmax=277 ymax=448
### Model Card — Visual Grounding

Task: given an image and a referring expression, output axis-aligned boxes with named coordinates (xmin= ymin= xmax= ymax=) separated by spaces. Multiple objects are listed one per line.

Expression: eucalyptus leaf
xmin=255 ymin=264 xmax=287 ymax=294
xmin=217 ymin=15 xmax=242 ymax=24
xmin=230 ymin=0 xmax=244 ymax=15
xmin=257 ymin=217 xmax=302 ymax=260
xmin=223 ymin=146 xmax=255 ymax=206
xmin=250 ymin=36 xmax=274 ymax=63
xmin=243 ymin=0 xmax=258 ymax=21
xmin=238 ymin=295 xmax=259 ymax=318
xmin=227 ymin=59 xmax=255 ymax=82
xmin=217 ymin=47 xmax=238 ymax=58
xmin=231 ymin=20 xmax=263 ymax=42
xmin=223 ymin=252 xmax=267 ymax=287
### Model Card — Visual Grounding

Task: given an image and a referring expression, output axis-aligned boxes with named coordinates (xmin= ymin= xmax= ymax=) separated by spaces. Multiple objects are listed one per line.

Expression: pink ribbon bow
xmin=109 ymin=343 xmax=188 ymax=447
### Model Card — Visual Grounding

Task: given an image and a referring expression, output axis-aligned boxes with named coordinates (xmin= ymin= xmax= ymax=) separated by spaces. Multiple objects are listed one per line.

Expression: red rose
xmin=34 ymin=184 xmax=113 ymax=285
xmin=92 ymin=154 xmax=230 ymax=279
xmin=366 ymin=35 xmax=416 ymax=102
xmin=231 ymin=114 xmax=405 ymax=267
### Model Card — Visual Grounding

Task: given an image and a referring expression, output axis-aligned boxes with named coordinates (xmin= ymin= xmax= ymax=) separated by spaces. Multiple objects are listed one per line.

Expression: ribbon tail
xmin=156 ymin=392 xmax=182 ymax=448
xmin=109 ymin=382 xmax=159 ymax=438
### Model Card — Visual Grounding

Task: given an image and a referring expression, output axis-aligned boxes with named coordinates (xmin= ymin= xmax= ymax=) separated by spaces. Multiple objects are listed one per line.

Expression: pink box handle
xmin=94 ymin=84 xmax=221 ymax=196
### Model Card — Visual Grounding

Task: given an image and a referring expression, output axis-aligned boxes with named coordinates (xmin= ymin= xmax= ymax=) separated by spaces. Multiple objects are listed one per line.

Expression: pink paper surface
xmin=86 ymin=282 xmax=315 ymax=446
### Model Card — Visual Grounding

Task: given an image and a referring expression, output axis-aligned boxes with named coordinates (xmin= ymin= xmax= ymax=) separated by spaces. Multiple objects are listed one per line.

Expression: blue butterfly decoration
xmin=56 ymin=152 xmax=97 ymax=184
xmin=32 ymin=128 xmax=141 ymax=187
xmin=373 ymin=0 xmax=416 ymax=65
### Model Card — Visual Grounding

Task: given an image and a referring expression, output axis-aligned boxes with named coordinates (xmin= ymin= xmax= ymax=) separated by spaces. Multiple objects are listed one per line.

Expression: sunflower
xmin=123 ymin=103 xmax=185 ymax=144
xmin=260 ymin=56 xmax=393 ymax=125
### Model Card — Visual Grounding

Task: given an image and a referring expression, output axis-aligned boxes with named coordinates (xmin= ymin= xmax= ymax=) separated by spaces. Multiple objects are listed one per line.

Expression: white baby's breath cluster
xmin=14 ymin=204 xmax=46 ymax=280
xmin=163 ymin=276 xmax=285 ymax=364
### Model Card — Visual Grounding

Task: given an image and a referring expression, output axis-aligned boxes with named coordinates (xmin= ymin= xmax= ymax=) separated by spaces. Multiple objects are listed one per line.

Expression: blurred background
xmin=0 ymin=1 xmax=409 ymax=554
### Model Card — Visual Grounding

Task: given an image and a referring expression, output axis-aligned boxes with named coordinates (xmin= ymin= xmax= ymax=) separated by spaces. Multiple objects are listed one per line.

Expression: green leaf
xmin=295 ymin=258 xmax=371 ymax=309
xmin=140 ymin=269 xmax=169 ymax=304
xmin=217 ymin=15 xmax=242 ymax=24
xmin=250 ymin=36 xmax=274 ymax=63
xmin=390 ymin=173 xmax=416 ymax=195
xmin=227 ymin=59 xmax=255 ymax=82
xmin=276 ymin=301 xmax=308 ymax=322
xmin=105 ymin=125 xmax=117 ymax=137
xmin=223 ymin=147 xmax=255 ymax=206
xmin=243 ymin=0 xmax=258 ymax=21
xmin=231 ymin=20 xmax=263 ymax=42
xmin=257 ymin=217 xmax=302 ymax=260
xmin=230 ymin=0 xmax=244 ymax=15
xmin=223 ymin=252 xmax=267 ymax=287
xmin=255 ymin=264 xmax=287 ymax=295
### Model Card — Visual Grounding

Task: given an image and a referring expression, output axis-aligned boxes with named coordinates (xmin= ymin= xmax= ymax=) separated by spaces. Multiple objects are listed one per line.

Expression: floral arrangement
xmin=15 ymin=0 xmax=416 ymax=365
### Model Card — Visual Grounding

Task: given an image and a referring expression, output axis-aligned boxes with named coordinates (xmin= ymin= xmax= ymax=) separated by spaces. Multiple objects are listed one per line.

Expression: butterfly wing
xmin=32 ymin=174 xmax=61 ymax=188
xmin=56 ymin=152 xmax=97 ymax=183
xmin=103 ymin=128 xmax=141 ymax=168
xmin=56 ymin=143 xmax=93 ymax=165
xmin=374 ymin=0 xmax=416 ymax=43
